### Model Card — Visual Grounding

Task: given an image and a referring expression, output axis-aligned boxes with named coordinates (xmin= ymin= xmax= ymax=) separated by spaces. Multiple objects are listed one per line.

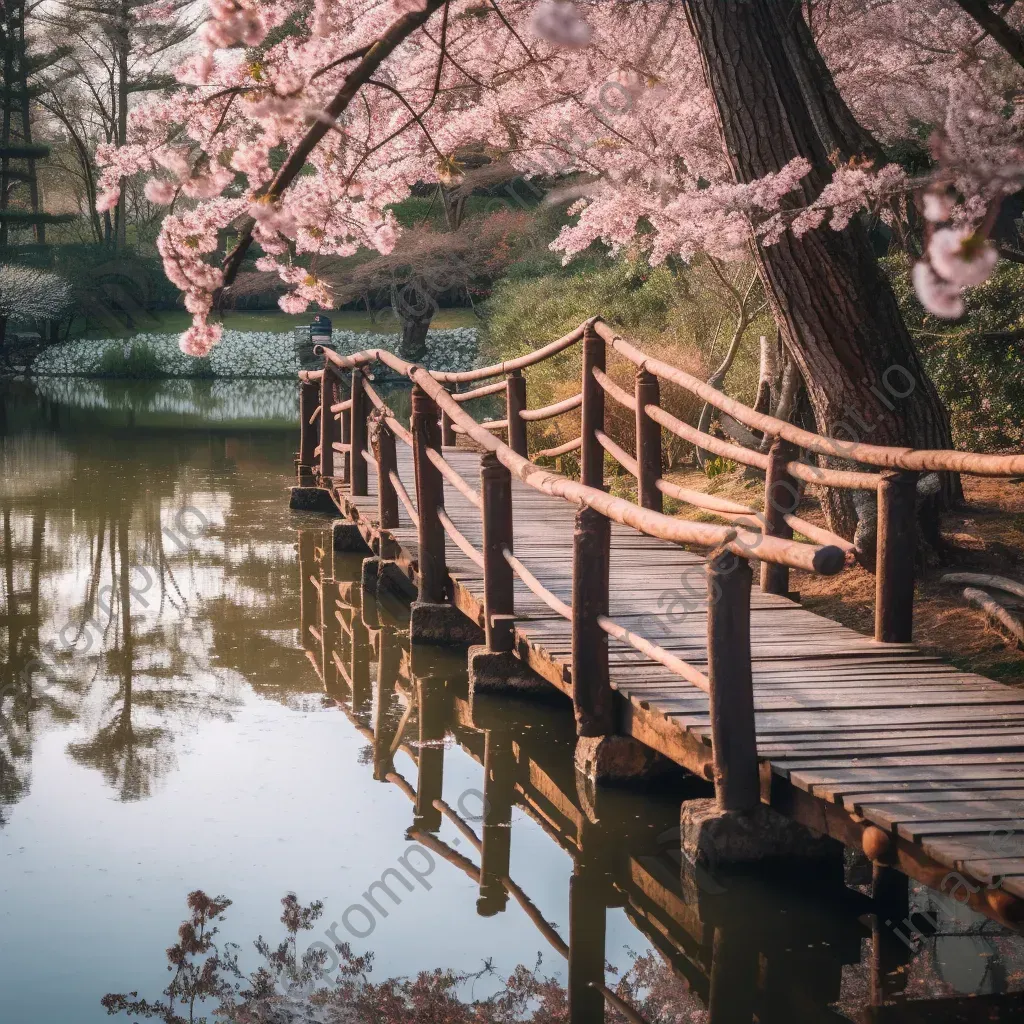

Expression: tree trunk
xmin=115 ymin=9 xmax=129 ymax=250
xmin=685 ymin=0 xmax=958 ymax=537
xmin=399 ymin=315 xmax=431 ymax=363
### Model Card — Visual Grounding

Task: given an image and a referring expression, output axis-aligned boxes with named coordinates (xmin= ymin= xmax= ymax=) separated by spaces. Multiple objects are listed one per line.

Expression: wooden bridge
xmin=290 ymin=316 xmax=1024 ymax=932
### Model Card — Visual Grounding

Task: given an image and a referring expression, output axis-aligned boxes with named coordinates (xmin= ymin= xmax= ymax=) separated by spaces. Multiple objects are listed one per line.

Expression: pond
xmin=2 ymin=378 xmax=1024 ymax=1023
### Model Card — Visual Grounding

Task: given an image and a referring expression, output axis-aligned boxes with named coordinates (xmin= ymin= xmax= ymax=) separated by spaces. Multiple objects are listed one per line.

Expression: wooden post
xmin=760 ymin=437 xmax=799 ymax=596
xmin=298 ymin=531 xmax=318 ymax=657
xmin=707 ymin=551 xmax=760 ymax=812
xmin=411 ymin=383 xmax=447 ymax=604
xmin=441 ymin=406 xmax=457 ymax=447
xmin=319 ymin=367 xmax=337 ymax=481
xmin=875 ymin=469 xmax=918 ymax=643
xmin=477 ymin=728 xmax=514 ymax=916
xmin=340 ymin=377 xmax=352 ymax=484
xmin=350 ymin=369 xmax=368 ymax=497
xmin=375 ymin=416 xmax=399 ymax=530
xmin=414 ymin=674 xmax=445 ymax=831
xmin=634 ymin=366 xmax=662 ymax=512
xmin=299 ymin=380 xmax=318 ymax=476
xmin=481 ymin=452 xmax=515 ymax=653
xmin=568 ymin=859 xmax=607 ymax=1023
xmin=506 ymin=370 xmax=528 ymax=457
xmin=580 ymin=321 xmax=606 ymax=489
xmin=572 ymin=506 xmax=613 ymax=737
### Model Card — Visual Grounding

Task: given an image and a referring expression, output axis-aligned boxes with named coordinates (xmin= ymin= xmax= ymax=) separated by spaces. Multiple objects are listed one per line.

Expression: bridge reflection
xmin=297 ymin=527 xmax=1024 ymax=1024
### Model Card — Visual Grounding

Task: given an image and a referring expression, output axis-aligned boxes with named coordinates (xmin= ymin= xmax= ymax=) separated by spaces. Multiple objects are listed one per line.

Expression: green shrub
xmin=97 ymin=341 xmax=165 ymax=378
xmin=885 ymin=255 xmax=1024 ymax=449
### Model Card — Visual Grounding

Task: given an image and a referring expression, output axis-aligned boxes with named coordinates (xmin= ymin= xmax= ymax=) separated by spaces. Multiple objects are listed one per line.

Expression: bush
xmin=480 ymin=254 xmax=771 ymax=468
xmin=97 ymin=341 xmax=165 ymax=378
xmin=885 ymin=255 xmax=1024 ymax=449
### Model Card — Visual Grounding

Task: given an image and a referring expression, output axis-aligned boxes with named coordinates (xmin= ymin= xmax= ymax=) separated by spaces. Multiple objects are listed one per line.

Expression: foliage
xmin=101 ymin=889 xmax=705 ymax=1024
xmin=885 ymin=255 xmax=1024 ymax=449
xmin=34 ymin=328 xmax=479 ymax=379
xmin=0 ymin=264 xmax=73 ymax=323
xmin=93 ymin=0 xmax=1024 ymax=353
xmin=97 ymin=341 xmax=168 ymax=379
xmin=481 ymin=254 xmax=769 ymax=468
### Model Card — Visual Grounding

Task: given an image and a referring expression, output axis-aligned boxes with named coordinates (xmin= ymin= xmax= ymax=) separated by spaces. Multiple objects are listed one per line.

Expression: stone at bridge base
xmin=360 ymin=556 xmax=416 ymax=602
xmin=333 ymin=520 xmax=370 ymax=553
xmin=410 ymin=601 xmax=485 ymax=646
xmin=574 ymin=734 xmax=674 ymax=783
xmin=289 ymin=486 xmax=337 ymax=513
xmin=467 ymin=648 xmax=551 ymax=697
xmin=680 ymin=798 xmax=841 ymax=873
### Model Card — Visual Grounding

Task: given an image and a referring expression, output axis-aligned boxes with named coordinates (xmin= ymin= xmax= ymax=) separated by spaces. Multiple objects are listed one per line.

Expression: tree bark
xmin=685 ymin=0 xmax=958 ymax=537
xmin=400 ymin=315 xmax=431 ymax=363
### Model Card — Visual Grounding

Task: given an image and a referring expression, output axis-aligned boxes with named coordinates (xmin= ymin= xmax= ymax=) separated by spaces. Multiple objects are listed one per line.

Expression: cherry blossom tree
xmin=95 ymin=0 xmax=1023 ymax=528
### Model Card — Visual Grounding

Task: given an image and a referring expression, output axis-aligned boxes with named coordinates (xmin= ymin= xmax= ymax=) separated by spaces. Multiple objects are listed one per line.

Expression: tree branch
xmin=219 ymin=0 xmax=448 ymax=293
xmin=951 ymin=0 xmax=1024 ymax=69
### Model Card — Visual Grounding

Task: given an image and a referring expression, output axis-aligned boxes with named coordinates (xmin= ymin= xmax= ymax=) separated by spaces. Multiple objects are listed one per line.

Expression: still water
xmin=2 ymin=378 xmax=1024 ymax=1023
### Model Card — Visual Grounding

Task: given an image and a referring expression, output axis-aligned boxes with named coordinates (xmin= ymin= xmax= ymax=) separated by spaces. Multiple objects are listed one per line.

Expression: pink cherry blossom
xmin=531 ymin=2 xmax=592 ymax=48
xmin=144 ymin=179 xmax=177 ymax=205
xmin=100 ymin=0 xmax=1024 ymax=346
xmin=913 ymin=261 xmax=965 ymax=319
xmin=927 ymin=227 xmax=998 ymax=287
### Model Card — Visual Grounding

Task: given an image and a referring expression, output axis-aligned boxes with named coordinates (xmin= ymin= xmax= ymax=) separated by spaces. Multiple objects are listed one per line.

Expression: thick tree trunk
xmin=686 ymin=0 xmax=958 ymax=537
xmin=400 ymin=315 xmax=431 ymax=363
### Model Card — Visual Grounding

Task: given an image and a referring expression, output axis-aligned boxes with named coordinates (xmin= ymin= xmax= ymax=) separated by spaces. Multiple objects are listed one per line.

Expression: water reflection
xmin=0 ymin=381 xmax=304 ymax=819
xmin=290 ymin=526 xmax=1024 ymax=1023
xmin=4 ymin=377 xmax=1024 ymax=1023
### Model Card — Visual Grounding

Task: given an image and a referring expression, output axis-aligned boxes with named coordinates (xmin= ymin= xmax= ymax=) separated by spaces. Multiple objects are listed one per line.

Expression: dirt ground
xmin=662 ymin=466 xmax=1024 ymax=687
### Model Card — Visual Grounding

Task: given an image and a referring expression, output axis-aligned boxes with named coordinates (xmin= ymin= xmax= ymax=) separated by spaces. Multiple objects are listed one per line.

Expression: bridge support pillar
xmin=679 ymin=798 xmax=842 ymax=874
xmin=574 ymin=734 xmax=674 ymax=787
xmin=289 ymin=486 xmax=337 ymax=513
xmin=468 ymin=647 xmax=550 ymax=697
xmin=410 ymin=601 xmax=484 ymax=646
xmin=332 ymin=519 xmax=370 ymax=553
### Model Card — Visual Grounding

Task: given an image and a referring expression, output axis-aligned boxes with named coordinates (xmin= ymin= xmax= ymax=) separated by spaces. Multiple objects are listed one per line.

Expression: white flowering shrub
xmin=32 ymin=377 xmax=299 ymax=423
xmin=32 ymin=327 xmax=479 ymax=378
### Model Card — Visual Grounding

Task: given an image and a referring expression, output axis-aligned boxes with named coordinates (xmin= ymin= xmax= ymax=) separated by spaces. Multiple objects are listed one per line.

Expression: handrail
xmin=313 ymin=342 xmax=846 ymax=575
xmin=535 ymin=436 xmax=583 ymax=459
xmin=655 ymin=477 xmax=856 ymax=556
xmin=502 ymin=547 xmax=572 ymax=619
xmin=451 ymin=379 xmax=507 ymax=402
xmin=600 ymin=322 xmax=1024 ymax=477
xmin=519 ymin=392 xmax=583 ymax=422
xmin=645 ymin=403 xmax=881 ymax=491
xmin=425 ymin=448 xmax=482 ymax=510
xmin=597 ymin=615 xmax=710 ymax=694
xmin=391 ymin=470 xmax=419 ymax=527
xmin=592 ymin=367 xmax=635 ymax=411
xmin=438 ymin=508 xmax=485 ymax=569
xmin=596 ymin=430 xmax=639 ymax=478
xmin=427 ymin=323 xmax=587 ymax=384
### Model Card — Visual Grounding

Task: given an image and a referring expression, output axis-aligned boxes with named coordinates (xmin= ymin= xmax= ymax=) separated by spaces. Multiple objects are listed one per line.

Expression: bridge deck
xmin=330 ymin=446 xmax=1024 ymax=900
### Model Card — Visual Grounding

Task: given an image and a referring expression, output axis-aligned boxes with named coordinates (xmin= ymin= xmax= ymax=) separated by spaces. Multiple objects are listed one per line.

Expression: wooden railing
xmin=295 ymin=316 xmax=1024 ymax=810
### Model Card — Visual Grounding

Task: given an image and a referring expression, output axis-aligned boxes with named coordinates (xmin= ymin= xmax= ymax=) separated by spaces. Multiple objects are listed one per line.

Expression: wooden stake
xmin=481 ymin=451 xmax=515 ymax=652
xmin=412 ymin=383 xmax=447 ymax=604
xmin=319 ymin=367 xmax=337 ymax=480
xmin=506 ymin=370 xmax=528 ymax=457
xmin=707 ymin=551 xmax=759 ymax=812
xmin=340 ymin=377 xmax=352 ymax=484
xmin=761 ymin=436 xmax=799 ymax=595
xmin=875 ymin=469 xmax=918 ymax=643
xmin=581 ymin=322 xmax=606 ymax=490
xmin=635 ymin=366 xmax=662 ymax=512
xmin=350 ymin=369 xmax=368 ymax=497
xmin=375 ymin=417 xmax=399 ymax=530
xmin=572 ymin=505 xmax=613 ymax=737
xmin=299 ymin=380 xmax=318 ymax=474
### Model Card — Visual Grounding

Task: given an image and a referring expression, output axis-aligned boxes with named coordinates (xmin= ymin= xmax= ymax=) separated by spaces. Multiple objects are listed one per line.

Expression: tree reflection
xmin=102 ymin=890 xmax=701 ymax=1024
